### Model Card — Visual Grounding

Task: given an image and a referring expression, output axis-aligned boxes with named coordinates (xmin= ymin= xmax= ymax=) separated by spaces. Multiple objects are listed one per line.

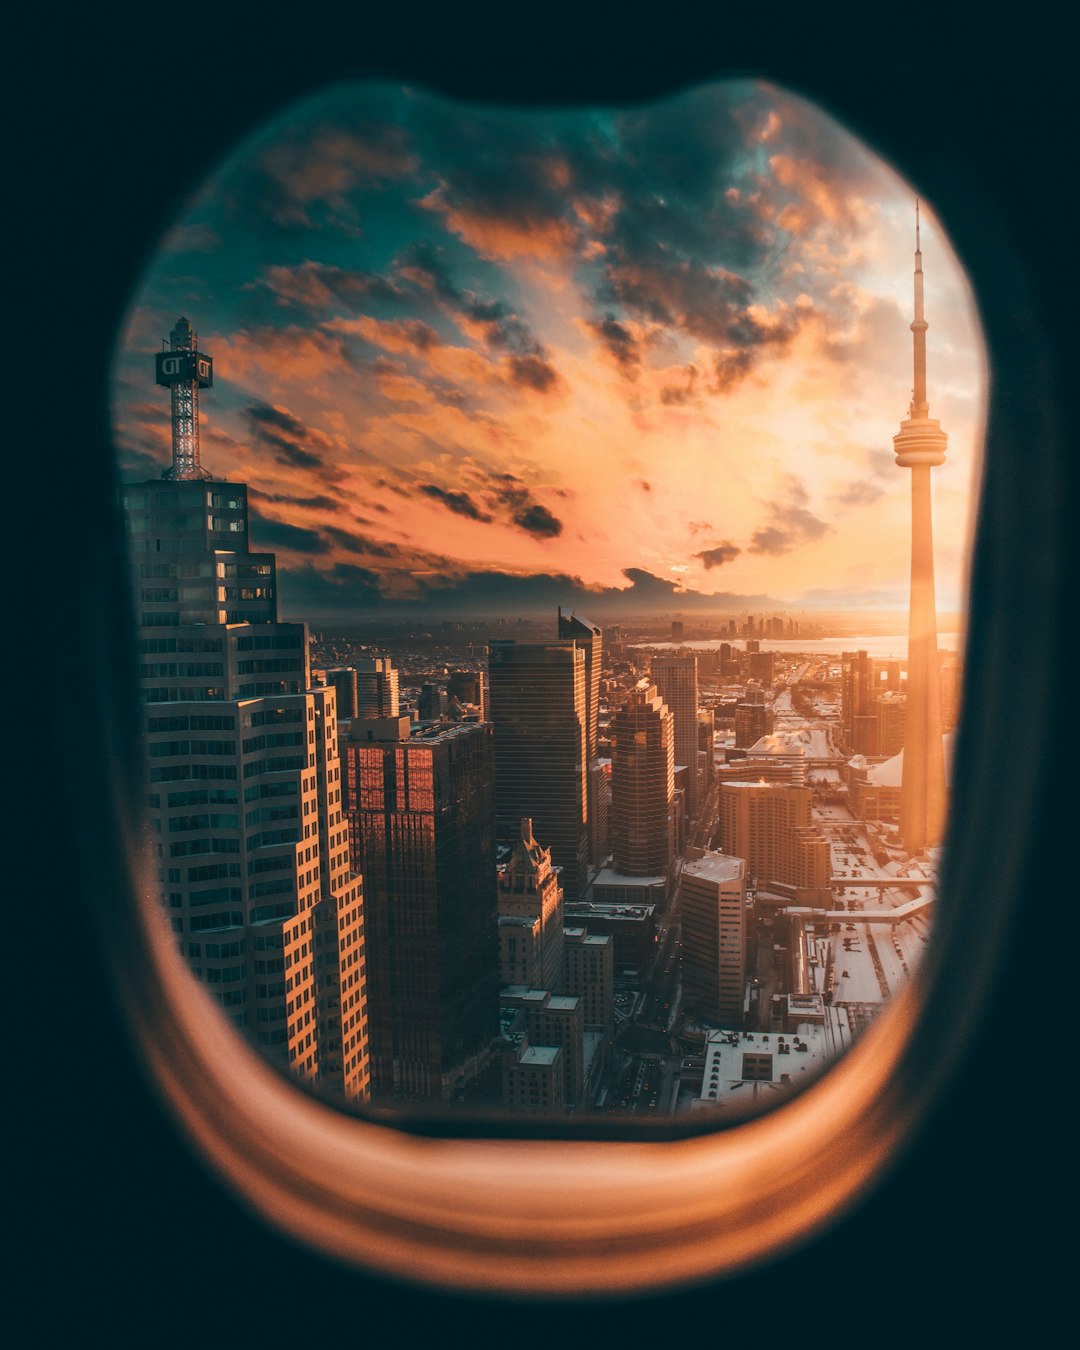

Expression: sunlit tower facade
xmin=609 ymin=681 xmax=674 ymax=878
xmin=156 ymin=315 xmax=214 ymax=481
xmin=557 ymin=608 xmax=605 ymax=866
xmin=126 ymin=319 xmax=370 ymax=1104
xmin=488 ymin=640 xmax=589 ymax=900
xmin=893 ymin=206 xmax=948 ymax=854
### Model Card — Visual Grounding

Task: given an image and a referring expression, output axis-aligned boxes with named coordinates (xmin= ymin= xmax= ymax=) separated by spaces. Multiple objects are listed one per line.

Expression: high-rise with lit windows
xmin=124 ymin=320 xmax=369 ymax=1102
xmin=488 ymin=639 xmax=590 ymax=900
xmin=342 ymin=717 xmax=499 ymax=1103
xmin=650 ymin=653 xmax=701 ymax=819
xmin=609 ymin=680 xmax=674 ymax=878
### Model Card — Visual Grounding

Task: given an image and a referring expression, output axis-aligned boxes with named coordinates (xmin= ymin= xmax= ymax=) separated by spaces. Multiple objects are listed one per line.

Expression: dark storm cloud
xmin=253 ymin=489 xmax=341 ymax=512
xmin=243 ymin=402 xmax=347 ymax=484
xmin=246 ymin=402 xmax=310 ymax=439
xmin=588 ymin=315 xmax=642 ymax=378
xmin=513 ymin=502 xmax=563 ymax=537
xmin=278 ymin=561 xmax=387 ymax=612
xmin=748 ymin=476 xmax=832 ymax=556
xmin=322 ymin=525 xmax=403 ymax=559
xmin=396 ymin=240 xmax=562 ymax=391
xmin=485 ymin=471 xmax=563 ymax=538
xmin=695 ymin=542 xmax=742 ymax=569
xmin=418 ymin=483 xmax=493 ymax=521
xmin=508 ymin=354 xmax=559 ymax=392
xmin=620 ymin=567 xmax=680 ymax=597
xmin=399 ymin=84 xmax=820 ymax=391
xmin=258 ymin=260 xmax=405 ymax=312
xmin=248 ymin=509 xmax=331 ymax=555
xmin=276 ymin=556 xmax=780 ymax=619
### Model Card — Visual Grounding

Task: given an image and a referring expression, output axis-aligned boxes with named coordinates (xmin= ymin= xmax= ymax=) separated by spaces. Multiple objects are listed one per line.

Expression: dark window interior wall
xmin=28 ymin=13 xmax=1069 ymax=1342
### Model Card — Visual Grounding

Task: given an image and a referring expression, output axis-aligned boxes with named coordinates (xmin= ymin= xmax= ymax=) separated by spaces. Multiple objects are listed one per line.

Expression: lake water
xmin=641 ymin=634 xmax=964 ymax=662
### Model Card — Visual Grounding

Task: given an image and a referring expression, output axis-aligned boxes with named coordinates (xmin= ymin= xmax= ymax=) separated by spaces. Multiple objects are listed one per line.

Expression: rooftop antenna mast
xmin=155 ymin=315 xmax=214 ymax=480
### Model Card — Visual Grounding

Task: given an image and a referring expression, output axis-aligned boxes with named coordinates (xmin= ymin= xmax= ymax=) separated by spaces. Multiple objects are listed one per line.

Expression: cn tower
xmin=894 ymin=203 xmax=947 ymax=854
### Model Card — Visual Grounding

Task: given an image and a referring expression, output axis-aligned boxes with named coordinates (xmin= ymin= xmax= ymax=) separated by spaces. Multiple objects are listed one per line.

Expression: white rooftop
xmin=748 ymin=726 xmax=830 ymax=758
xmin=519 ymin=1046 xmax=560 ymax=1066
xmin=682 ymin=852 xmax=745 ymax=885
xmin=695 ymin=1024 xmax=833 ymax=1109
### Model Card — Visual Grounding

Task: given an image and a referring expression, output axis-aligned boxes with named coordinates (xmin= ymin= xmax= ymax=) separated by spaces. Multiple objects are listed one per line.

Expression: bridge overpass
xmin=785 ymin=892 xmax=935 ymax=924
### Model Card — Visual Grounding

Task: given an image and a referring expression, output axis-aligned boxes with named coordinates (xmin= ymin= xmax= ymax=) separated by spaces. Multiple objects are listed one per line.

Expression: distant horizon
xmin=297 ymin=605 xmax=965 ymax=633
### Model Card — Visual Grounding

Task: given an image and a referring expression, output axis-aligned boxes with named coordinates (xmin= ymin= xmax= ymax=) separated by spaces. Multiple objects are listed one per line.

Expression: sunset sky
xmin=110 ymin=80 xmax=985 ymax=620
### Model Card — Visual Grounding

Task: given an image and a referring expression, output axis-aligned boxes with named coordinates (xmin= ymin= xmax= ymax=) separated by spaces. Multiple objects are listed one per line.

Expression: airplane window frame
xmin=65 ymin=59 xmax=1058 ymax=1300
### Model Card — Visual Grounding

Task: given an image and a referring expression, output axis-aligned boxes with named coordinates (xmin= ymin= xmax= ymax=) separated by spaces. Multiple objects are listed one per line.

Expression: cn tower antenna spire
xmin=910 ymin=199 xmax=929 ymax=417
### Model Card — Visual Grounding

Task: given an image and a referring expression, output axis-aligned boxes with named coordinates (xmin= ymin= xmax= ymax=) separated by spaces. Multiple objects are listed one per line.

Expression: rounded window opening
xmin=110 ymin=79 xmax=986 ymax=1133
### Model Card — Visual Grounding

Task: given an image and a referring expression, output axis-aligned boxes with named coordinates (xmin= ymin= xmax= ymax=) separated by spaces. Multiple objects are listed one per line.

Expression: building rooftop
xmin=589 ymin=869 xmax=665 ymax=894
xmin=694 ymin=1023 xmax=834 ymax=1109
xmin=519 ymin=1046 xmax=561 ymax=1066
xmin=682 ymin=852 xmax=745 ymax=885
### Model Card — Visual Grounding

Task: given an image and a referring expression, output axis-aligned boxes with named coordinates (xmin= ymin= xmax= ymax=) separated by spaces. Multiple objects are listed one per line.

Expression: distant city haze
xmin=650 ymin=634 xmax=962 ymax=662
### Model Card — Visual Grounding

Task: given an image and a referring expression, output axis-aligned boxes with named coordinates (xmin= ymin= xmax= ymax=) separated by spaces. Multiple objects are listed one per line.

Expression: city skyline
xmin=110 ymin=80 xmax=984 ymax=621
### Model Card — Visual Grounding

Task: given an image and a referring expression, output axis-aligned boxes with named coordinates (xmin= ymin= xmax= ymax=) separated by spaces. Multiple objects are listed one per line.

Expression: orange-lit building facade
xmin=343 ymin=719 xmax=499 ymax=1103
xmin=717 ymin=781 xmax=830 ymax=900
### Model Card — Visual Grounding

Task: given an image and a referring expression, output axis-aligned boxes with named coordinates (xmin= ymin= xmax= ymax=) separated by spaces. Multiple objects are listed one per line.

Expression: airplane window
xmin=108 ymin=79 xmax=985 ymax=1137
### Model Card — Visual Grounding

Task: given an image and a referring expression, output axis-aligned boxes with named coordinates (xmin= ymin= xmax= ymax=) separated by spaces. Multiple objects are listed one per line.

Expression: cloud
xmin=417 ymin=483 xmax=492 ymax=521
xmin=659 ymin=364 xmax=703 ymax=405
xmin=257 ymin=260 xmax=404 ymax=313
xmin=512 ymin=502 xmax=562 ymax=538
xmin=247 ymin=509 xmax=331 ymax=555
xmin=395 ymin=241 xmax=562 ymax=393
xmin=588 ymin=315 xmax=643 ymax=379
xmin=321 ymin=525 xmax=402 ymax=559
xmin=748 ymin=474 xmax=832 ymax=556
xmin=507 ymin=353 xmax=559 ymax=393
xmin=482 ymin=470 xmax=563 ymax=538
xmin=243 ymin=402 xmax=348 ymax=485
xmin=275 ymin=558 xmax=781 ymax=619
xmin=252 ymin=489 xmax=341 ymax=512
xmin=695 ymin=542 xmax=742 ymax=569
xmin=831 ymin=479 xmax=885 ymax=508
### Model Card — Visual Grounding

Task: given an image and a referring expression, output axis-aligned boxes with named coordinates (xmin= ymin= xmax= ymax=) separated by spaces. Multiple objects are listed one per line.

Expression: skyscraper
xmin=650 ymin=652 xmax=701 ymax=819
xmin=717 ymin=781 xmax=830 ymax=899
xmin=609 ymin=680 xmax=674 ymax=878
xmin=355 ymin=657 xmax=399 ymax=719
xmin=893 ymin=205 xmax=948 ymax=853
xmin=841 ymin=650 xmax=878 ymax=756
xmin=557 ymin=608 xmax=605 ymax=865
xmin=497 ymin=817 xmax=565 ymax=992
xmin=681 ymin=851 xmax=747 ymax=1025
xmin=342 ymin=718 xmax=499 ymax=1102
xmin=126 ymin=320 xmax=369 ymax=1103
xmin=487 ymin=640 xmax=589 ymax=899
